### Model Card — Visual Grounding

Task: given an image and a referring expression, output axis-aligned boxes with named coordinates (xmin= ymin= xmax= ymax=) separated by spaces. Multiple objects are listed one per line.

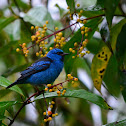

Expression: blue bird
xmin=6 ymin=48 xmax=68 ymax=89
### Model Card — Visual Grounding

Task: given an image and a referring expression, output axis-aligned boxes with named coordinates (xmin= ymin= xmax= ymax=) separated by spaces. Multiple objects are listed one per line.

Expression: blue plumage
xmin=6 ymin=48 xmax=68 ymax=88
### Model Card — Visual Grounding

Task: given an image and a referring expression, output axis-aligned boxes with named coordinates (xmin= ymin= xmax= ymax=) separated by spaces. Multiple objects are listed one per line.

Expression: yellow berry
xmin=44 ymin=119 xmax=47 ymax=122
xmin=81 ymin=53 xmax=85 ymax=57
xmin=61 ymin=37 xmax=65 ymax=41
xmin=56 ymin=36 xmax=60 ymax=40
xmin=49 ymin=89 xmax=53 ymax=92
xmin=43 ymin=24 xmax=46 ymax=27
xmin=31 ymin=35 xmax=36 ymax=41
xmin=55 ymin=27 xmax=58 ymax=30
xmin=81 ymin=26 xmax=85 ymax=30
xmin=85 ymin=33 xmax=88 ymax=37
xmin=57 ymin=91 xmax=61 ymax=94
xmin=54 ymin=38 xmax=57 ymax=42
xmin=48 ymin=111 xmax=52 ymax=115
xmin=40 ymin=54 xmax=44 ymax=57
xmin=74 ymin=78 xmax=78 ymax=81
xmin=43 ymin=112 xmax=46 ymax=115
xmin=58 ymin=94 xmax=61 ymax=96
xmin=25 ymin=54 xmax=28 ymax=57
xmin=77 ymin=18 xmax=80 ymax=22
xmin=72 ymin=50 xmax=75 ymax=54
xmin=83 ymin=19 xmax=87 ymax=24
xmin=41 ymin=34 xmax=45 ymax=37
xmin=46 ymin=21 xmax=48 ymax=24
xmin=63 ymin=90 xmax=66 ymax=93
xmin=45 ymin=88 xmax=48 ymax=91
xmin=42 ymin=30 xmax=46 ymax=34
xmin=45 ymin=41 xmax=48 ymax=44
xmin=70 ymin=76 xmax=73 ymax=80
xmin=36 ymin=52 xmax=39 ymax=56
xmin=58 ymin=32 xmax=63 ymax=37
xmin=50 ymin=105 xmax=53 ymax=108
xmin=77 ymin=3 xmax=80 ymax=7
xmin=82 ymin=41 xmax=87 ymax=46
xmin=49 ymin=47 xmax=53 ymax=50
xmin=55 ymin=44 xmax=59 ymax=48
xmin=80 ymin=47 xmax=83 ymax=50
xmin=86 ymin=51 xmax=90 ymax=54
xmin=74 ymin=42 xmax=78 ymax=47
xmin=62 ymin=93 xmax=65 ymax=96
xmin=44 ymin=27 xmax=47 ymax=30
xmin=85 ymin=39 xmax=89 ymax=43
xmin=67 ymin=74 xmax=71 ymax=77
xmin=72 ymin=81 xmax=74 ymax=84
xmin=52 ymin=114 xmax=55 ymax=117
xmin=26 ymin=50 xmax=29 ymax=53
xmin=31 ymin=26 xmax=34 ymax=30
xmin=55 ymin=113 xmax=58 ymax=116
xmin=35 ymin=26 xmax=39 ymax=29
xmin=22 ymin=43 xmax=26 ymax=47
xmin=51 ymin=101 xmax=55 ymax=104
xmin=48 ymin=117 xmax=52 ymax=121
xmin=80 ymin=10 xmax=83 ymax=13
xmin=69 ymin=48 xmax=73 ymax=52
xmin=16 ymin=48 xmax=20 ymax=52
xmin=38 ymin=37 xmax=41 ymax=40
xmin=72 ymin=56 xmax=75 ymax=59
xmin=81 ymin=31 xmax=85 ymax=35
xmin=47 ymin=84 xmax=51 ymax=87
xmin=79 ymin=20 xmax=83 ymax=23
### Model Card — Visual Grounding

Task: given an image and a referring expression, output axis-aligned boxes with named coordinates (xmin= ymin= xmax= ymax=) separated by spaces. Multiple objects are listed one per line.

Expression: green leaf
xmin=35 ymin=89 xmax=112 ymax=110
xmin=23 ymin=6 xmax=54 ymax=32
xmin=20 ymin=20 xmax=32 ymax=43
xmin=0 ymin=76 xmax=24 ymax=96
xmin=55 ymin=4 xmax=65 ymax=18
xmin=96 ymin=0 xmax=104 ymax=8
xmin=2 ymin=63 xmax=31 ymax=77
xmin=104 ymin=119 xmax=126 ymax=126
xmin=115 ymin=23 xmax=126 ymax=101
xmin=0 ymin=16 xmax=17 ymax=32
xmin=0 ymin=41 xmax=18 ymax=58
xmin=63 ymin=17 xmax=103 ymax=74
xmin=0 ymin=115 xmax=6 ymax=120
xmin=103 ymin=55 xmax=120 ymax=97
xmin=111 ymin=18 xmax=126 ymax=51
xmin=66 ymin=0 xmax=75 ymax=13
xmin=4 ymin=19 xmax=20 ymax=41
xmin=86 ymin=37 xmax=100 ymax=54
xmin=104 ymin=0 xmax=120 ymax=29
xmin=77 ymin=7 xmax=104 ymax=18
xmin=0 ymin=101 xmax=19 ymax=113
xmin=100 ymin=19 xmax=110 ymax=42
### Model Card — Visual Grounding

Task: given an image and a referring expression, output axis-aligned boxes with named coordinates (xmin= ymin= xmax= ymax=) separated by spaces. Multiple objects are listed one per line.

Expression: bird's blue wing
xmin=20 ymin=57 xmax=52 ymax=78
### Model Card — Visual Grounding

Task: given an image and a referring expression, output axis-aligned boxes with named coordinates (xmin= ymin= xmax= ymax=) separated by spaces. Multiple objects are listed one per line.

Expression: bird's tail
xmin=6 ymin=81 xmax=17 ymax=89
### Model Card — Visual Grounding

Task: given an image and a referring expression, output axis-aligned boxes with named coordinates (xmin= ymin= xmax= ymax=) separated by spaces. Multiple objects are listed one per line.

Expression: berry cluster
xmin=43 ymin=101 xmax=58 ymax=122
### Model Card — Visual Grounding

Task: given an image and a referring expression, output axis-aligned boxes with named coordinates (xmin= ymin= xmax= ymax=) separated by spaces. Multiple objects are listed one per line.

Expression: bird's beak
xmin=61 ymin=53 xmax=69 ymax=56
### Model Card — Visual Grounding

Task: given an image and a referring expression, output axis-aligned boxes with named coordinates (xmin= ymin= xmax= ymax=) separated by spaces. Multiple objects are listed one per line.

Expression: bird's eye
xmin=57 ymin=52 xmax=63 ymax=55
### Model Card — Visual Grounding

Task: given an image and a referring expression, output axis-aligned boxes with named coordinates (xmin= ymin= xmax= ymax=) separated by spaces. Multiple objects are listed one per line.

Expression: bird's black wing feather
xmin=20 ymin=57 xmax=52 ymax=79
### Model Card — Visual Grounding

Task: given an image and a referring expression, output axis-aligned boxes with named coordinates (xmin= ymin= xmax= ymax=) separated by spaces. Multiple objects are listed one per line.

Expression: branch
xmin=8 ymin=90 xmax=44 ymax=126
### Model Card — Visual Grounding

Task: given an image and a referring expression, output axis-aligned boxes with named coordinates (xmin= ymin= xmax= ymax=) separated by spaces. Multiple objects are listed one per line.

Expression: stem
xmin=27 ymin=22 xmax=78 ymax=49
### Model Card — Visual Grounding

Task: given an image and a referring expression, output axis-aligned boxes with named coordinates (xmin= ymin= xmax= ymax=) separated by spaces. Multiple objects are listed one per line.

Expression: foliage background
xmin=0 ymin=0 xmax=126 ymax=126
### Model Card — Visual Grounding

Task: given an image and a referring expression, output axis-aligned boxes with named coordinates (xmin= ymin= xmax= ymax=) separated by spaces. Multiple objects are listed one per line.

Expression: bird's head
xmin=46 ymin=48 xmax=68 ymax=61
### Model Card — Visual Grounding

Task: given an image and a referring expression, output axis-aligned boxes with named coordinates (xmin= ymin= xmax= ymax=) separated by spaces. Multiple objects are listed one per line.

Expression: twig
xmin=8 ymin=90 xmax=44 ymax=126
